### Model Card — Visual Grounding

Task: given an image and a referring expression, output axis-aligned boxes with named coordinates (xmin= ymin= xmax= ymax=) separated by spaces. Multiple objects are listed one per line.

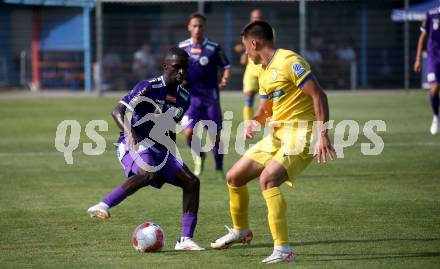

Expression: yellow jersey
xmin=258 ymin=49 xmax=315 ymax=125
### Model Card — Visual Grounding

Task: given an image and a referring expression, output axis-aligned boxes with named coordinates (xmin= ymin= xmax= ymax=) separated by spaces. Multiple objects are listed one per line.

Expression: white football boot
xmin=430 ymin=116 xmax=439 ymax=135
xmin=261 ymin=249 xmax=295 ymax=264
xmin=174 ymin=237 xmax=205 ymax=251
xmin=87 ymin=202 xmax=110 ymax=220
xmin=210 ymin=226 xmax=253 ymax=249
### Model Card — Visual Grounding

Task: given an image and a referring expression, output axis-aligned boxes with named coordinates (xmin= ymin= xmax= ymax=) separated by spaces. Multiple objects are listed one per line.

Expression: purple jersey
xmin=421 ymin=7 xmax=440 ymax=60
xmin=179 ymin=37 xmax=230 ymax=102
xmin=118 ymin=76 xmax=191 ymax=151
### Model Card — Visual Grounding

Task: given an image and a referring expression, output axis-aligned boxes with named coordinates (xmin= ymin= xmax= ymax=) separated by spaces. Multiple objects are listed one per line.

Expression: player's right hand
xmin=243 ymin=120 xmax=259 ymax=140
xmin=314 ymin=134 xmax=336 ymax=164
xmin=413 ymin=60 xmax=421 ymax=73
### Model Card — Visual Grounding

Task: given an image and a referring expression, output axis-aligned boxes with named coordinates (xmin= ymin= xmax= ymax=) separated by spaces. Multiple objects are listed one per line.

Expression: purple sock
xmin=181 ymin=212 xmax=197 ymax=238
xmin=101 ymin=186 xmax=127 ymax=208
xmin=430 ymin=94 xmax=439 ymax=116
xmin=212 ymin=142 xmax=223 ymax=171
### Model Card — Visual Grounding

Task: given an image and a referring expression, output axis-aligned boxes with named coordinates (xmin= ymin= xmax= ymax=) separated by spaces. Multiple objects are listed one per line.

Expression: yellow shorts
xmin=244 ymin=126 xmax=314 ymax=186
xmin=243 ymin=63 xmax=259 ymax=93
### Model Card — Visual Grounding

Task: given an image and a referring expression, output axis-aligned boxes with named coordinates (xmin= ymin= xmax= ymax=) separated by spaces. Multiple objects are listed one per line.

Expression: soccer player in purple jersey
xmin=179 ymin=13 xmax=231 ymax=180
xmin=414 ymin=5 xmax=440 ymax=135
xmin=87 ymin=48 xmax=204 ymax=251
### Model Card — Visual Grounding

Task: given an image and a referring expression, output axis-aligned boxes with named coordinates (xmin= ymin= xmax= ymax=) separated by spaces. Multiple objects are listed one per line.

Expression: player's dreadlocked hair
xmin=167 ymin=47 xmax=189 ymax=60
xmin=241 ymin=20 xmax=274 ymax=43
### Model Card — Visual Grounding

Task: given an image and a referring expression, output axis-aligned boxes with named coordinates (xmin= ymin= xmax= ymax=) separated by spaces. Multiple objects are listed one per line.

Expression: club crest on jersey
xmin=434 ymin=19 xmax=439 ymax=30
xmin=199 ymin=56 xmax=209 ymax=66
xmin=292 ymin=62 xmax=306 ymax=78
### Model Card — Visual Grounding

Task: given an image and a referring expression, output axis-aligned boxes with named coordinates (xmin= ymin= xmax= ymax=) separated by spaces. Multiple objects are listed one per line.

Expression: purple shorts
xmin=116 ymin=143 xmax=186 ymax=189
xmin=181 ymin=98 xmax=222 ymax=132
xmin=427 ymin=57 xmax=440 ymax=84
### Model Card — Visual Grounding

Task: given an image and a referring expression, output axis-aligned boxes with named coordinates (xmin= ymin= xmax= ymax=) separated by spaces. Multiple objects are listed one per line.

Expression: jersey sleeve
xmin=120 ymin=80 xmax=150 ymax=110
xmin=286 ymin=55 xmax=313 ymax=90
xmin=258 ymin=73 xmax=269 ymax=99
xmin=216 ymin=45 xmax=231 ymax=69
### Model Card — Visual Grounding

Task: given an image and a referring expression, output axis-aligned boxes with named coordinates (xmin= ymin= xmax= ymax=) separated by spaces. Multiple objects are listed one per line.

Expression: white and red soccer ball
xmin=132 ymin=222 xmax=165 ymax=252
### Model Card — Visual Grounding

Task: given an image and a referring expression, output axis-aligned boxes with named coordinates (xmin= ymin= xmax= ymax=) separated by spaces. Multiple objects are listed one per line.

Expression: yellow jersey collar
xmin=263 ymin=49 xmax=279 ymax=70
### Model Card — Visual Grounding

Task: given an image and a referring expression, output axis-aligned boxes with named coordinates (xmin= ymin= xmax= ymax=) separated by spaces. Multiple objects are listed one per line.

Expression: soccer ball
xmin=132 ymin=222 xmax=165 ymax=252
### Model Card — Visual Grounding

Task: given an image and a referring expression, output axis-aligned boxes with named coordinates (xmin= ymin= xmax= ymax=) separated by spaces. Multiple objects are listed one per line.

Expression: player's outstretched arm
xmin=301 ymin=78 xmax=335 ymax=163
xmin=414 ymin=31 xmax=427 ymax=73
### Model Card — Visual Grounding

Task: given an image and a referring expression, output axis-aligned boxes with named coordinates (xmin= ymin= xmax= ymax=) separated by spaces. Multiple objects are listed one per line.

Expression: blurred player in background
xmin=238 ymin=9 xmax=264 ymax=121
xmin=87 ymin=48 xmax=204 ymax=251
xmin=211 ymin=21 xmax=335 ymax=264
xmin=414 ymin=6 xmax=440 ymax=135
xmin=179 ymin=13 xmax=231 ymax=180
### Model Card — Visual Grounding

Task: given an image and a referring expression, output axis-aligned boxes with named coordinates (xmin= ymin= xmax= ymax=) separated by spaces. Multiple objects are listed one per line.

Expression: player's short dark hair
xmin=241 ymin=20 xmax=273 ymax=42
xmin=166 ymin=47 xmax=189 ymax=60
xmin=188 ymin=12 xmax=207 ymax=24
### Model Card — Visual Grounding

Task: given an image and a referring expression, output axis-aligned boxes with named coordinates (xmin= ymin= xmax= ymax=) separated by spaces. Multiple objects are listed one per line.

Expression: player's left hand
xmin=413 ymin=60 xmax=422 ymax=73
xmin=219 ymin=78 xmax=228 ymax=90
xmin=314 ymin=134 xmax=336 ymax=164
xmin=243 ymin=120 xmax=259 ymax=140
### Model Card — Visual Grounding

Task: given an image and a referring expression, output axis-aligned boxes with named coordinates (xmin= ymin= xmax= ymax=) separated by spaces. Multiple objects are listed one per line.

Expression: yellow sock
xmin=263 ymin=187 xmax=289 ymax=246
xmin=228 ymin=184 xmax=249 ymax=231
xmin=243 ymin=105 xmax=253 ymax=121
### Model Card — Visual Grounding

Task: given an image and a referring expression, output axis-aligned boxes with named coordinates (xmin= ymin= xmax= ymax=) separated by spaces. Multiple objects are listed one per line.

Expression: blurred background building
xmin=0 ymin=0 xmax=437 ymax=92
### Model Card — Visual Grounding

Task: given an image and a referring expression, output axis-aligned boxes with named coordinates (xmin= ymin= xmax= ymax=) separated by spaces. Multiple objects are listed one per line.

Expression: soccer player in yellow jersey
xmin=211 ymin=21 xmax=336 ymax=264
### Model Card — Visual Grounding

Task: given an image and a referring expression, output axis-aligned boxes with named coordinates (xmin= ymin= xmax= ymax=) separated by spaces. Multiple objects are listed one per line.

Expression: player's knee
xmin=192 ymin=176 xmax=200 ymax=191
xmin=430 ymin=85 xmax=439 ymax=95
xmin=183 ymin=128 xmax=193 ymax=137
xmin=184 ymin=174 xmax=200 ymax=192
xmin=226 ymin=170 xmax=241 ymax=187
xmin=259 ymin=171 xmax=277 ymax=190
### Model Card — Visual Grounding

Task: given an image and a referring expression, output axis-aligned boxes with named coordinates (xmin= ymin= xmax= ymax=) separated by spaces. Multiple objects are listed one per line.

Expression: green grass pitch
xmin=0 ymin=91 xmax=439 ymax=269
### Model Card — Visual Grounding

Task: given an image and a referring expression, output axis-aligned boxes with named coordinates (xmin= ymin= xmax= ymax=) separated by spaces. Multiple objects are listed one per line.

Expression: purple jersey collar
xmin=190 ymin=37 xmax=208 ymax=46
